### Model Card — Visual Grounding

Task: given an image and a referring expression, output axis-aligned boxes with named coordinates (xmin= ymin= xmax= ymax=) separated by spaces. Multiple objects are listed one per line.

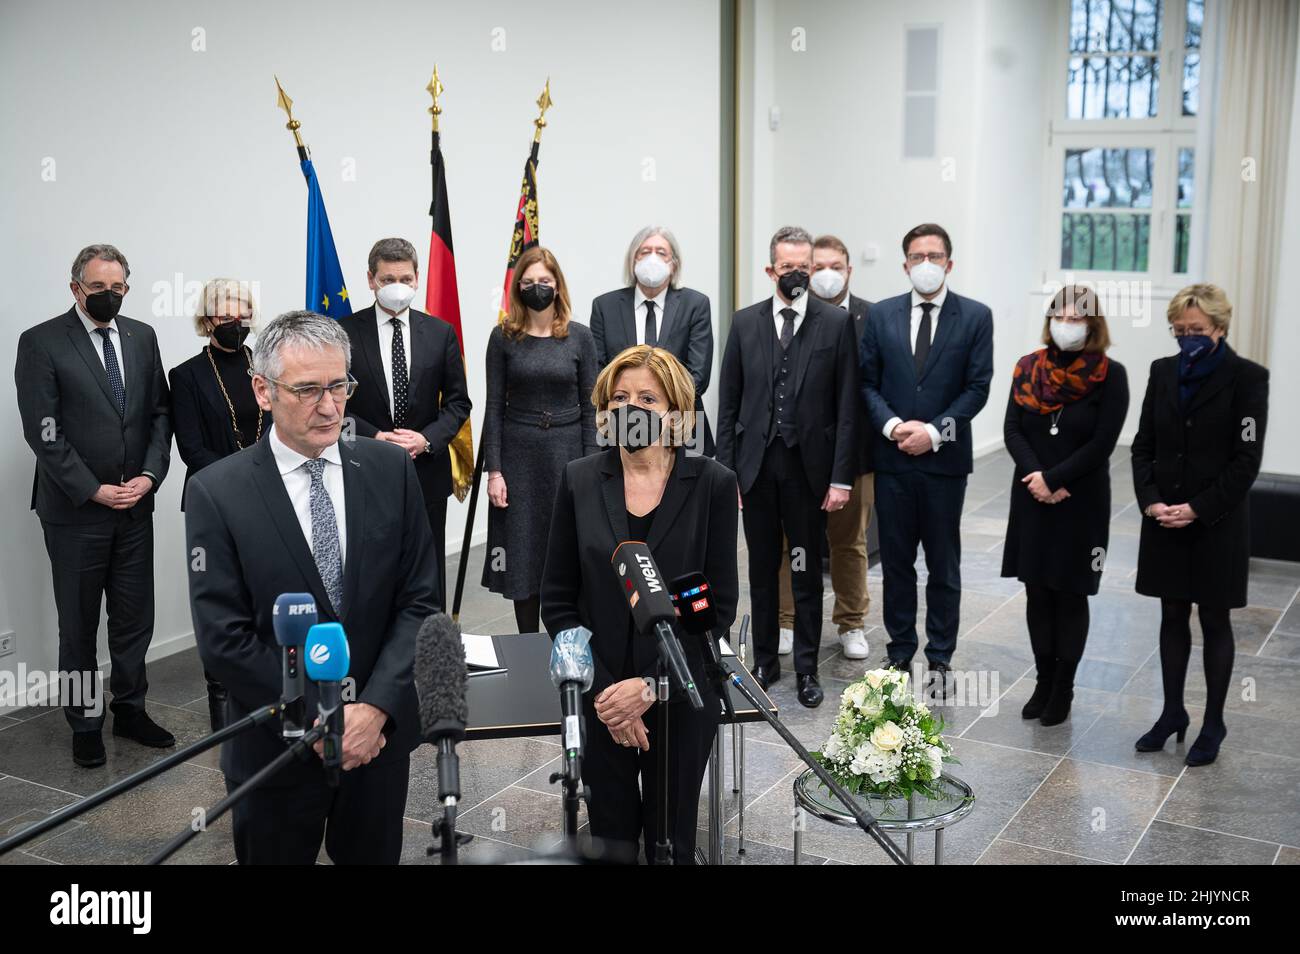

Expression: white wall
xmin=0 ymin=0 xmax=722 ymax=707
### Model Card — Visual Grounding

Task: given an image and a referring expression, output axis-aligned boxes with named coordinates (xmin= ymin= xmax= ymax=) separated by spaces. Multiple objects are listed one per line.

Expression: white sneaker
xmin=839 ymin=629 xmax=870 ymax=659
xmin=778 ymin=628 xmax=794 ymax=655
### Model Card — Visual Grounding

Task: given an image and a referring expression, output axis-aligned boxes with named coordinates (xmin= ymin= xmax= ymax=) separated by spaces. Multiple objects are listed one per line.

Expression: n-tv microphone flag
xmin=302 ymin=157 xmax=351 ymax=319
xmin=426 ymin=69 xmax=473 ymax=501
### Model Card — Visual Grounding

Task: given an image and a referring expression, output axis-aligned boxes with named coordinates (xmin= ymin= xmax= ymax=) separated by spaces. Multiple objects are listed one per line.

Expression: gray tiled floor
xmin=2 ymin=448 xmax=1297 ymax=865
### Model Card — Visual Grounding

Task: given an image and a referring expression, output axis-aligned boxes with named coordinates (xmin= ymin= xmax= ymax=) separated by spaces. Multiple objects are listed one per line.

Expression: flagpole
xmin=450 ymin=80 xmax=552 ymax=624
xmin=274 ymin=75 xmax=309 ymax=161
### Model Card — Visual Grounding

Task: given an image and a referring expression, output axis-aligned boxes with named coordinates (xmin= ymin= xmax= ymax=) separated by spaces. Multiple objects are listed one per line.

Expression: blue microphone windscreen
xmin=273 ymin=593 xmax=318 ymax=646
xmin=304 ymin=622 xmax=350 ymax=682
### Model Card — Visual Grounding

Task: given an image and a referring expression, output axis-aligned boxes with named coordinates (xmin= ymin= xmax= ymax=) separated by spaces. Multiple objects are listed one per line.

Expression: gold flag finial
xmin=534 ymin=77 xmax=553 ymax=141
xmin=427 ymin=66 xmax=444 ymax=132
xmin=274 ymin=75 xmax=306 ymax=151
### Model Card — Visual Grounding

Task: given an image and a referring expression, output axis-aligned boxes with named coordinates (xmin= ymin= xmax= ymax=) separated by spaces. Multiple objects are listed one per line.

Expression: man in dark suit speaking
xmin=184 ymin=310 xmax=438 ymax=864
xmin=859 ymin=223 xmax=993 ymax=675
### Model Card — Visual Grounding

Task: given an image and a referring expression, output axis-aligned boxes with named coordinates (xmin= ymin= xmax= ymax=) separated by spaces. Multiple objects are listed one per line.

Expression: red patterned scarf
xmin=1012 ymin=347 xmax=1109 ymax=413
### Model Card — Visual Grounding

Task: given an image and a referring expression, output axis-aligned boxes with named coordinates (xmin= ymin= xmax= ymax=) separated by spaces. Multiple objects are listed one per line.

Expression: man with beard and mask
xmin=776 ymin=235 xmax=875 ymax=663
xmin=541 ymin=345 xmax=738 ymax=862
xmin=168 ymin=278 xmax=266 ymax=730
xmin=590 ymin=226 xmax=715 ymax=455
xmin=15 ymin=244 xmax=174 ymax=767
xmin=859 ymin=223 xmax=993 ymax=679
xmin=338 ymin=238 xmax=471 ymax=612
xmin=716 ymin=226 xmax=860 ymax=708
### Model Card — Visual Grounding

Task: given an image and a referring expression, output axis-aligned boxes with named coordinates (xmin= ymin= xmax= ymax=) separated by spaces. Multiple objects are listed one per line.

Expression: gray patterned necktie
xmin=94 ymin=327 xmax=126 ymax=413
xmin=303 ymin=458 xmax=343 ymax=614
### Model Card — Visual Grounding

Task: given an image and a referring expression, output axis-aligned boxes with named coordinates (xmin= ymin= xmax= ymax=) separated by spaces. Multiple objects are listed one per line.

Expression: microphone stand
xmin=653 ymin=661 xmax=673 ymax=865
xmin=427 ymin=737 xmax=473 ymax=864
xmin=148 ymin=723 xmax=327 ymax=865
xmin=0 ymin=704 xmax=280 ymax=857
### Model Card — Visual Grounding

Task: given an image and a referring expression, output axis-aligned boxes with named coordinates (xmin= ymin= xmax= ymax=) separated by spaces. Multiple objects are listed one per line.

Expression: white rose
xmin=925 ymin=745 xmax=945 ymax=779
xmin=843 ymin=683 xmax=868 ymax=711
xmin=865 ymin=670 xmax=888 ymax=690
xmin=870 ymin=721 xmax=904 ymax=752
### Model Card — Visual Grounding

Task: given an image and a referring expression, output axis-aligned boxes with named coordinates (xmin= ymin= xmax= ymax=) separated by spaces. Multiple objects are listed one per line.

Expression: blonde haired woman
xmin=1132 ymin=284 xmax=1269 ymax=767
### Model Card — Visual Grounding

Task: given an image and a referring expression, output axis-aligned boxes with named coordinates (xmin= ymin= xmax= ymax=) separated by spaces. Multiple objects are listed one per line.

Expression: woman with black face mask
xmin=168 ymin=279 xmax=268 ymax=731
xmin=482 ymin=246 xmax=599 ymax=633
xmin=1131 ymin=284 xmax=1269 ymax=768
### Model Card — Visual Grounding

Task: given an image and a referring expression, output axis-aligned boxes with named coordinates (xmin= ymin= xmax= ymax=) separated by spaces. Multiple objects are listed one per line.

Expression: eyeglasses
xmin=1169 ymin=326 xmax=1212 ymax=337
xmin=255 ymin=372 xmax=358 ymax=405
xmin=906 ymin=253 xmax=948 ymax=265
xmin=80 ymin=280 xmax=129 ymax=296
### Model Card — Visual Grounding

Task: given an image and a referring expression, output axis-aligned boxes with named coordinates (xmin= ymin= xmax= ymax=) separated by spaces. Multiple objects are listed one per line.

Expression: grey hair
xmin=71 ymin=244 xmax=130 ymax=283
xmin=623 ymin=226 xmax=682 ymax=289
xmin=192 ymin=278 xmax=260 ymax=337
xmin=367 ymin=237 xmax=419 ymax=276
xmin=769 ymin=226 xmax=814 ymax=264
xmin=251 ymin=310 xmax=351 ymax=383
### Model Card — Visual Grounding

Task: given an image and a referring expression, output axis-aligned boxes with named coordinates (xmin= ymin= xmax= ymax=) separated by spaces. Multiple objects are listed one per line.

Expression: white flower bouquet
xmin=813 ymin=668 xmax=956 ymax=800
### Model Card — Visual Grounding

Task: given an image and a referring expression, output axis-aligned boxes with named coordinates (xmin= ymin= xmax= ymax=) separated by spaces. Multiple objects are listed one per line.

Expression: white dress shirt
xmin=375 ymin=305 xmax=411 ymax=418
xmin=269 ymin=424 xmax=347 ymax=566
xmin=633 ymin=285 xmax=669 ymax=346
xmin=76 ymin=303 xmax=126 ymax=385
xmin=884 ymin=285 xmax=948 ymax=454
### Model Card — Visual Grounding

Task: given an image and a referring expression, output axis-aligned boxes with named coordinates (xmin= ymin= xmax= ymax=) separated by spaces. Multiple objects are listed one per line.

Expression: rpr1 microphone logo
xmin=49 ymin=884 xmax=151 ymax=934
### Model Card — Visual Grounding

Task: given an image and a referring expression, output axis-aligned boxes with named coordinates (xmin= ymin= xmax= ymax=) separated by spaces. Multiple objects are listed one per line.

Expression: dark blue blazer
xmin=858 ymin=290 xmax=993 ymax=476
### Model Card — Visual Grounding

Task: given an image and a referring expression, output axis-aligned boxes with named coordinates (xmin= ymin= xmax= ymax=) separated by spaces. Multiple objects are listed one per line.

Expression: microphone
xmin=272 ymin=593 xmax=317 ymax=740
xmin=670 ymin=571 xmax=734 ymax=723
xmin=611 ymin=542 xmax=703 ymax=710
xmin=304 ymin=622 xmax=350 ymax=787
xmin=414 ymin=613 xmax=470 ymax=861
xmin=549 ymin=627 xmax=594 ymax=787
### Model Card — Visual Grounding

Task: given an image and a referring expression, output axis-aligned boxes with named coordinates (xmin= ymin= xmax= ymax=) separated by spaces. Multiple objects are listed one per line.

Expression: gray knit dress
xmin=481 ymin=323 xmax=599 ymax=599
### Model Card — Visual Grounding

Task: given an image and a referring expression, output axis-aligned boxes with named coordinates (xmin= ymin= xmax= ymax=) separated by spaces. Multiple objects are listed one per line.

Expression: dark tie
xmin=644 ymin=300 xmax=658 ymax=347
xmin=780 ymin=308 xmax=796 ymax=351
xmin=94 ymin=327 xmax=125 ymax=414
xmin=304 ymin=458 xmax=344 ymax=614
xmin=914 ymin=302 xmax=934 ymax=375
xmin=390 ymin=318 xmax=409 ymax=428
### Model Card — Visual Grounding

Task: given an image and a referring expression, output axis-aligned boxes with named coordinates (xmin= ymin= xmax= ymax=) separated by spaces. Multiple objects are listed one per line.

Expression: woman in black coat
xmin=169 ymin=279 xmax=268 ymax=731
xmin=1132 ymin=283 xmax=1269 ymax=767
xmin=1003 ymin=286 xmax=1129 ymax=726
xmin=541 ymin=345 xmax=738 ymax=863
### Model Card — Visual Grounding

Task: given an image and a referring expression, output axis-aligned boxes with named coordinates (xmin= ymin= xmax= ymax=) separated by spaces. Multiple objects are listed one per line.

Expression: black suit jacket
xmin=540 ymin=447 xmax=739 ymax=698
xmin=169 ymin=348 xmax=271 ymax=510
xmin=859 ymin=290 xmax=994 ymax=477
xmin=15 ymin=307 xmax=171 ymax=524
xmin=337 ymin=305 xmax=471 ymax=502
xmin=845 ymin=293 xmax=874 ymax=476
xmin=184 ymin=435 xmax=438 ymax=786
xmin=715 ymin=295 xmax=859 ymax=496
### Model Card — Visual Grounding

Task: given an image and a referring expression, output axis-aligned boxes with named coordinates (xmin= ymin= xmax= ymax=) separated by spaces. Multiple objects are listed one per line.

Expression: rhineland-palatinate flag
xmin=302 ymin=156 xmax=351 ymax=319
xmin=498 ymin=139 xmax=540 ymax=321
xmin=427 ymin=128 xmax=473 ymax=500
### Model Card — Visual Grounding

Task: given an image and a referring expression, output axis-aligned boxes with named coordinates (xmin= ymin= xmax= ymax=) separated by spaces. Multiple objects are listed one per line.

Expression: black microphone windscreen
xmin=414 ymin=613 xmax=468 ymax=741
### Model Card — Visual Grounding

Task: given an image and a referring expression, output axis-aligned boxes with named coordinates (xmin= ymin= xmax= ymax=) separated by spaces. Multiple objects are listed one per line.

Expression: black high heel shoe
xmin=1186 ymin=724 xmax=1227 ymax=767
xmin=1135 ymin=711 xmax=1190 ymax=752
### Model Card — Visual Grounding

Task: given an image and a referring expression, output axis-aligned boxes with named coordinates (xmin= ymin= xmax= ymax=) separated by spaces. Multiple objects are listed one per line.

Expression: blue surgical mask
xmin=1177 ymin=334 xmax=1216 ymax=361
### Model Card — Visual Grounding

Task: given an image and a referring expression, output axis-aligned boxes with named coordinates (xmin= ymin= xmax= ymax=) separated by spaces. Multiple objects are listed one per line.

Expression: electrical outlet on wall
xmin=0 ymin=632 xmax=14 ymax=657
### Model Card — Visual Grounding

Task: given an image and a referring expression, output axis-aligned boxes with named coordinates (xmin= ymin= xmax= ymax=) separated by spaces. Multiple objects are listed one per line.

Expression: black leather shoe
xmin=797 ymin=674 xmax=824 ymax=708
xmin=752 ymin=662 xmax=781 ymax=691
xmin=72 ymin=731 xmax=106 ymax=767
xmin=880 ymin=655 xmax=910 ymax=671
xmin=113 ymin=711 xmax=176 ymax=748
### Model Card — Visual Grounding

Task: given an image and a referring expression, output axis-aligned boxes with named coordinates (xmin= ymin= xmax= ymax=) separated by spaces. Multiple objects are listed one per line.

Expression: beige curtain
xmin=1205 ymin=0 xmax=1299 ymax=363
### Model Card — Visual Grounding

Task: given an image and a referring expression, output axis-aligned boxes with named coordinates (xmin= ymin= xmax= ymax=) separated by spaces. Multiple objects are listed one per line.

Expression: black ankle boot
xmin=1039 ymin=660 xmax=1078 ymax=726
xmin=1186 ymin=722 xmax=1227 ymax=767
xmin=1135 ymin=709 xmax=1190 ymax=752
xmin=1021 ymin=657 xmax=1054 ymax=720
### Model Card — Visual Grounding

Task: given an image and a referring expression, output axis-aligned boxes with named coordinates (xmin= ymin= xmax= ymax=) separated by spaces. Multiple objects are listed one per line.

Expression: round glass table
xmin=792 ymin=770 xmax=975 ymax=865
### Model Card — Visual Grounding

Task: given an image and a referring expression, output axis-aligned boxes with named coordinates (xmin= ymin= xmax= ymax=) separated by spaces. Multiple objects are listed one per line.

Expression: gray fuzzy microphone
xmin=415 ymin=612 xmax=468 ymax=744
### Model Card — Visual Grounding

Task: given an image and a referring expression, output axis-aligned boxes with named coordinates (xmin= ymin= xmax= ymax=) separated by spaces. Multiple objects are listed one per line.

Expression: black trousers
xmin=41 ymin=513 xmax=154 ymax=732
xmin=582 ymin=690 xmax=720 ymax=864
xmin=226 ymin=755 xmax=410 ymax=864
xmin=742 ymin=440 xmax=826 ymax=674
xmin=875 ymin=470 xmax=967 ymax=666
xmin=425 ymin=493 xmax=448 ymax=613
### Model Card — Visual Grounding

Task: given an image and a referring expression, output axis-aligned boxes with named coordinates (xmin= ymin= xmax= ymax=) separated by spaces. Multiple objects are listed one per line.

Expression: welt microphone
xmin=272 ymin=593 xmax=317 ymax=740
xmin=414 ymin=613 xmax=469 ymax=817
xmin=611 ymin=541 xmax=704 ymax=710
xmin=304 ymin=622 xmax=350 ymax=786
xmin=549 ymin=627 xmax=594 ymax=785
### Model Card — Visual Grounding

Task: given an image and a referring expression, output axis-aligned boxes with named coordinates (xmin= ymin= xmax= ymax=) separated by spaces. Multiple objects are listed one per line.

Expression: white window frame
xmin=1039 ymin=0 xmax=1214 ymax=294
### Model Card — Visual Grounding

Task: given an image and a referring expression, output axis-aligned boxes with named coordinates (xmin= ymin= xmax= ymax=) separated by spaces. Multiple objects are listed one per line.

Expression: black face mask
xmin=81 ymin=287 xmax=124 ymax=323
xmin=212 ymin=322 xmax=251 ymax=350
xmin=519 ymin=283 xmax=556 ymax=311
xmin=777 ymin=269 xmax=809 ymax=301
xmin=606 ymin=403 xmax=663 ymax=452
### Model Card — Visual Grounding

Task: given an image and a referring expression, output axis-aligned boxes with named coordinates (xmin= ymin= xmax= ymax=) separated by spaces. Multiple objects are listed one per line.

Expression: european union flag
xmin=301 ymin=158 xmax=350 ymax=318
